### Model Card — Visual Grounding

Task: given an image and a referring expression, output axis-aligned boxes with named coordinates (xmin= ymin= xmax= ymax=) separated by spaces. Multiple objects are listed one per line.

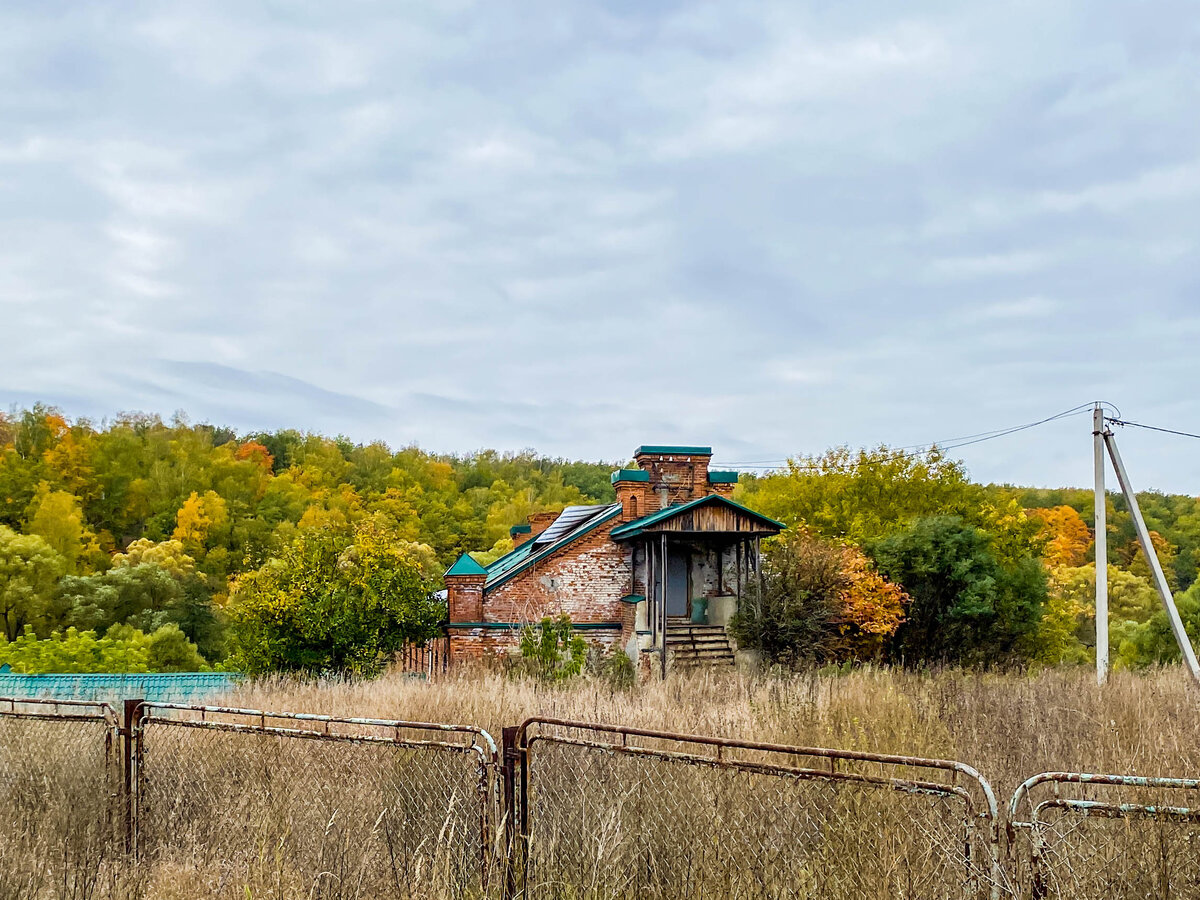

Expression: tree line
xmin=1 ymin=404 xmax=1197 ymax=674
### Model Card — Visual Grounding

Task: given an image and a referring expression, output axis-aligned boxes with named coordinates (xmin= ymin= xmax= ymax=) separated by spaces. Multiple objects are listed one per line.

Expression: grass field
xmin=3 ymin=665 xmax=1199 ymax=899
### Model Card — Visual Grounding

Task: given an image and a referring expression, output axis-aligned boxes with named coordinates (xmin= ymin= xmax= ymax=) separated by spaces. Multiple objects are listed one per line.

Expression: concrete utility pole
xmin=1100 ymin=421 xmax=1200 ymax=687
xmin=1094 ymin=405 xmax=1108 ymax=685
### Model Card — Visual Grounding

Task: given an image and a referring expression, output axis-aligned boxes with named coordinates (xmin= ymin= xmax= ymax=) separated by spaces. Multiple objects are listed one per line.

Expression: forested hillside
xmin=2 ymin=405 xmax=1197 ymax=673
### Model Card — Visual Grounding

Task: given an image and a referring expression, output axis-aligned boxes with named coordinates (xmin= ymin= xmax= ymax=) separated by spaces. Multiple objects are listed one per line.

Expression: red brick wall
xmin=446 ymin=575 xmax=484 ymax=621
xmin=710 ymin=480 xmax=736 ymax=497
xmin=633 ymin=451 xmax=713 ymax=506
xmin=482 ymin=518 xmax=633 ymax=637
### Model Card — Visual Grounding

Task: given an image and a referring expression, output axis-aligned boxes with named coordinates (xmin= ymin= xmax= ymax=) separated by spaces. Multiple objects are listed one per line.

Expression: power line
xmin=715 ymin=402 xmax=1099 ymax=471
xmin=1109 ymin=419 xmax=1200 ymax=441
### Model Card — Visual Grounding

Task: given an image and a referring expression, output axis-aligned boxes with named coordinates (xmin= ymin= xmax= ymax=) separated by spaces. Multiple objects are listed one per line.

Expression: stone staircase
xmin=665 ymin=619 xmax=736 ymax=667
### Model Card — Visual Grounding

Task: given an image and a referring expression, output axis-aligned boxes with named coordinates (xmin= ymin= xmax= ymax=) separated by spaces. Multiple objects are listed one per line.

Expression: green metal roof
xmin=635 ymin=445 xmax=712 ymax=456
xmin=444 ymin=554 xmax=488 ymax=577
xmin=610 ymin=468 xmax=650 ymax=483
xmin=708 ymin=470 xmax=740 ymax=484
xmin=609 ymin=494 xmax=785 ymax=541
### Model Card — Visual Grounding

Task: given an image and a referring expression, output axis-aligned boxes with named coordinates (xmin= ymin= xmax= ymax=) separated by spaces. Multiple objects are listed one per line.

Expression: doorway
xmin=666 ymin=550 xmax=689 ymax=618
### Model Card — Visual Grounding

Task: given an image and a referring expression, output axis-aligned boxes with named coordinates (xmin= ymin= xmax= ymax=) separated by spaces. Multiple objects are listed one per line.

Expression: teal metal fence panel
xmin=0 ymin=672 xmax=240 ymax=704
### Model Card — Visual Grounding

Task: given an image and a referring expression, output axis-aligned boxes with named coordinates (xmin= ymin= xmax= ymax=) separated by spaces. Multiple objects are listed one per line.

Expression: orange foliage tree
xmin=1029 ymin=505 xmax=1092 ymax=568
xmin=833 ymin=545 xmax=910 ymax=659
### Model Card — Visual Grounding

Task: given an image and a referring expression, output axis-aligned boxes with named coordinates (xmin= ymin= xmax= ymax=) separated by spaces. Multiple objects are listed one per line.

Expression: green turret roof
xmin=444 ymin=554 xmax=488 ymax=577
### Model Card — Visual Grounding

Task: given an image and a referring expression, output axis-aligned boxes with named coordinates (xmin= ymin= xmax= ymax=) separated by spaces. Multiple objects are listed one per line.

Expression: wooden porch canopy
xmin=611 ymin=496 xmax=783 ymax=679
xmin=609 ymin=494 xmax=784 ymax=542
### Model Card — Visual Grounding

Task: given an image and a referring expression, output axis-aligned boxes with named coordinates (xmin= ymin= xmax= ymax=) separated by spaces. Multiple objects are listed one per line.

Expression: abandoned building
xmin=443 ymin=446 xmax=784 ymax=670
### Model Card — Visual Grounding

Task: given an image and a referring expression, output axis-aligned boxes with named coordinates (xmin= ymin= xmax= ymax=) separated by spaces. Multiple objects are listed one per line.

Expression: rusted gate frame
xmin=132 ymin=701 xmax=499 ymax=885
xmin=0 ymin=696 xmax=123 ymax=845
xmin=1008 ymin=771 xmax=1200 ymax=899
xmin=506 ymin=717 xmax=1003 ymax=900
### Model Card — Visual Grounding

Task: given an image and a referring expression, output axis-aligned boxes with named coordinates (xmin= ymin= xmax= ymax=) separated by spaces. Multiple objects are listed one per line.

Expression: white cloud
xmin=2 ymin=0 xmax=1200 ymax=490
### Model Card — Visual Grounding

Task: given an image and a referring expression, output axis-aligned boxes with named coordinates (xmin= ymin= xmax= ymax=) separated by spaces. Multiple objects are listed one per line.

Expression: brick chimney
xmin=707 ymin=470 xmax=739 ymax=497
xmin=633 ymin=445 xmax=714 ymax=507
xmin=611 ymin=468 xmax=651 ymax=520
xmin=510 ymin=524 xmax=533 ymax=548
xmin=444 ymin=554 xmax=487 ymax=622
xmin=526 ymin=510 xmax=560 ymax=538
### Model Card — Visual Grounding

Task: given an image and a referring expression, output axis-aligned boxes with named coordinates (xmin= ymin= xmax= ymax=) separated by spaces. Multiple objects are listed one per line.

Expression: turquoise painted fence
xmin=0 ymin=672 xmax=241 ymax=704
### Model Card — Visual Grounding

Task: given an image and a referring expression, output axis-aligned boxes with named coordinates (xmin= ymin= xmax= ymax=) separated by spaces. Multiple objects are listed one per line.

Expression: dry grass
xmin=234 ymin=664 xmax=1200 ymax=801
xmin=2 ymin=665 xmax=1199 ymax=899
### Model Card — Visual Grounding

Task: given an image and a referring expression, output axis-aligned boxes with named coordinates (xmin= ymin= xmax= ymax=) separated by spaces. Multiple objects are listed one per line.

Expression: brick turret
xmin=633 ymin=445 xmax=714 ymax=507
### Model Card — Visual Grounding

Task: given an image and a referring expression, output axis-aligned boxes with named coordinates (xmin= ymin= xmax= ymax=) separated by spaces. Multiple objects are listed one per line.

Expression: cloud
xmin=1 ymin=0 xmax=1199 ymax=490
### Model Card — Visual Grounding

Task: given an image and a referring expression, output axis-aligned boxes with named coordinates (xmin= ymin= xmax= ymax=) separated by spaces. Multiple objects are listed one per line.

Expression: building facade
xmin=443 ymin=446 xmax=783 ymax=669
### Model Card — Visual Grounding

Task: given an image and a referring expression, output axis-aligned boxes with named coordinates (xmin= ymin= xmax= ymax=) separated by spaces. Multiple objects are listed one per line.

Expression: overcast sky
xmin=3 ymin=2 xmax=1199 ymax=491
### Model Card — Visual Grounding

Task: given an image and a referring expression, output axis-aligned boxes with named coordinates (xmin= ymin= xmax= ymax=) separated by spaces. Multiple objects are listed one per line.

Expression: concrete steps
xmin=665 ymin=623 xmax=735 ymax=667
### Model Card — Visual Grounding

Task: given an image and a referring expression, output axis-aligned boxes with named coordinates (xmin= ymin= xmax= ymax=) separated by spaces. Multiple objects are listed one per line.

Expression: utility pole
xmin=1093 ymin=405 xmax=1108 ymax=685
xmin=1101 ymin=424 xmax=1200 ymax=686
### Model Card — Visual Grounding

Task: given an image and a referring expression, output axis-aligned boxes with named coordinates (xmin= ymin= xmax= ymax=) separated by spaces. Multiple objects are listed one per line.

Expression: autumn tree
xmin=24 ymin=482 xmax=97 ymax=574
xmin=1029 ymin=505 xmax=1092 ymax=568
xmin=730 ymin=530 xmax=908 ymax=665
xmin=0 ymin=526 xmax=66 ymax=640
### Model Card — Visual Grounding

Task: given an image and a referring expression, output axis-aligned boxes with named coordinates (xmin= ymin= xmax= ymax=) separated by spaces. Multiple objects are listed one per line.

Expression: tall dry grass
xmin=234 ymin=663 xmax=1200 ymax=802
xmin=2 ymin=665 xmax=1199 ymax=899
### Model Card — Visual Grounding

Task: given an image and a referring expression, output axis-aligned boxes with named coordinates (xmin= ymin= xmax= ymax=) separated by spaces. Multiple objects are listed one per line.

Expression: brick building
xmin=443 ymin=446 xmax=783 ymax=671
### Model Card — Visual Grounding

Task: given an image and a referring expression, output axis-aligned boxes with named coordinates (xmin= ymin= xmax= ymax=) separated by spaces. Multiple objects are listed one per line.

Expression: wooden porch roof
xmin=609 ymin=495 xmax=784 ymax=541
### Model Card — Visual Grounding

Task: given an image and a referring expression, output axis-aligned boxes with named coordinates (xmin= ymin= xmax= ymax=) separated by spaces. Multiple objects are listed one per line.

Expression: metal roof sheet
xmin=532 ymin=504 xmax=610 ymax=547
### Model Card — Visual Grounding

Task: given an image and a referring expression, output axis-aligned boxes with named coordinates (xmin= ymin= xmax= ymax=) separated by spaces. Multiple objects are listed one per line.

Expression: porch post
xmin=660 ymin=532 xmax=668 ymax=680
xmin=735 ymin=541 xmax=742 ymax=603
xmin=754 ymin=536 xmax=762 ymax=598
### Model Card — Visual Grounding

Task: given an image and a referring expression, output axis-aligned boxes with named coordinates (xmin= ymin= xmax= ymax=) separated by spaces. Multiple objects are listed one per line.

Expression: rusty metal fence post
xmin=1009 ymin=771 xmax=1200 ymax=899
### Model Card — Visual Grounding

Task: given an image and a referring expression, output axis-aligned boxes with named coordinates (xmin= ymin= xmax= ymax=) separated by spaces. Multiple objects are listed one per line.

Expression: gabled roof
xmin=609 ymin=494 xmax=785 ymax=541
xmin=483 ymin=502 xmax=622 ymax=590
xmin=445 ymin=554 xmax=488 ymax=577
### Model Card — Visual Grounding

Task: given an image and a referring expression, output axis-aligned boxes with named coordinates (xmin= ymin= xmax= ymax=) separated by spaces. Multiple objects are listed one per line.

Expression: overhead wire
xmin=1109 ymin=419 xmax=1200 ymax=441
xmin=713 ymin=402 xmax=1102 ymax=472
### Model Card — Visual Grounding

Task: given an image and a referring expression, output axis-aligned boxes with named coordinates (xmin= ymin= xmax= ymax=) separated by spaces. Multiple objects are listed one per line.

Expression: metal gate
xmin=1008 ymin=771 xmax=1200 ymax=899
xmin=133 ymin=702 xmax=499 ymax=896
xmin=504 ymin=717 xmax=1003 ymax=900
xmin=0 ymin=697 xmax=121 ymax=892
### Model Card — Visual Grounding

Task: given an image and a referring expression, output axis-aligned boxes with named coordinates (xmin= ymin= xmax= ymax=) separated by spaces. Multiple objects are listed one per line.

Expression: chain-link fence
xmin=133 ymin=703 xmax=498 ymax=900
xmin=508 ymin=718 xmax=1003 ymax=900
xmin=10 ymin=694 xmax=1200 ymax=900
xmin=0 ymin=697 xmax=122 ymax=897
xmin=1008 ymin=772 xmax=1200 ymax=900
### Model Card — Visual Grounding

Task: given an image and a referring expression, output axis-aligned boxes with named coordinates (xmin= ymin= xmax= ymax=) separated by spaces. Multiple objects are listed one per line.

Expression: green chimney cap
xmin=509 ymin=524 xmax=532 ymax=536
xmin=635 ymin=445 xmax=713 ymax=457
xmin=610 ymin=468 xmax=650 ymax=484
xmin=708 ymin=471 xmax=740 ymax=484
xmin=445 ymin=554 xmax=488 ymax=577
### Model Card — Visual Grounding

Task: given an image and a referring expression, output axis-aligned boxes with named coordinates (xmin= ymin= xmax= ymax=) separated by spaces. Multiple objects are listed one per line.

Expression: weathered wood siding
xmin=645 ymin=504 xmax=772 ymax=534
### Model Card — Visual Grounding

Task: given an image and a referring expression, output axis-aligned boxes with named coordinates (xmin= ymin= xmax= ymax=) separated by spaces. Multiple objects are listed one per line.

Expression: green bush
xmin=517 ymin=615 xmax=587 ymax=682
xmin=0 ymin=623 xmax=209 ymax=673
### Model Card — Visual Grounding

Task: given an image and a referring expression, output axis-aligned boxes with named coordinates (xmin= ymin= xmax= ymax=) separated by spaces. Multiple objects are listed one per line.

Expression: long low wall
xmin=0 ymin=672 xmax=240 ymax=704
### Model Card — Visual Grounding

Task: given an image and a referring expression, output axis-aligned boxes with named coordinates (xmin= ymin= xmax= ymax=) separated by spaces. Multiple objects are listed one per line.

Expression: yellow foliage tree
xmin=1028 ymin=505 xmax=1092 ymax=568
xmin=172 ymin=491 xmax=229 ymax=550
xmin=24 ymin=482 xmax=98 ymax=574
xmin=112 ymin=538 xmax=197 ymax=578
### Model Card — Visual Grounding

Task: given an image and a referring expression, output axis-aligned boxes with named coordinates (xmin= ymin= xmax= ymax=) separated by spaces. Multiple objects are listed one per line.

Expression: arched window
xmin=628 ymin=495 xmax=638 ymax=519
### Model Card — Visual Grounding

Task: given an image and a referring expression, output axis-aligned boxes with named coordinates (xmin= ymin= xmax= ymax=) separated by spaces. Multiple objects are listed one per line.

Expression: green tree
xmin=226 ymin=517 xmax=444 ymax=675
xmin=871 ymin=516 xmax=1046 ymax=665
xmin=1112 ymin=580 xmax=1200 ymax=668
xmin=0 ymin=526 xmax=66 ymax=640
